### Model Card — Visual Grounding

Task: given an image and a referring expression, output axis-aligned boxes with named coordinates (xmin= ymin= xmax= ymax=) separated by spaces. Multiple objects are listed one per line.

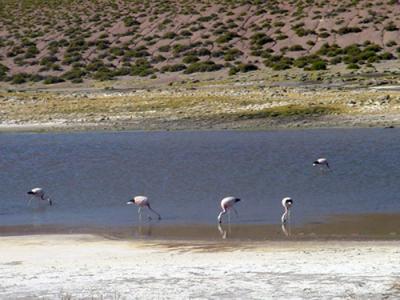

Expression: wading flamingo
xmin=27 ymin=188 xmax=52 ymax=206
xmin=281 ymin=197 xmax=293 ymax=224
xmin=217 ymin=196 xmax=240 ymax=224
xmin=127 ymin=196 xmax=161 ymax=221
xmin=313 ymin=158 xmax=330 ymax=169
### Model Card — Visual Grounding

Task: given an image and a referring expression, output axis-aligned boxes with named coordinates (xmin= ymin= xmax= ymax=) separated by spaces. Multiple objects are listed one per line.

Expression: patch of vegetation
xmin=161 ymin=64 xmax=187 ymax=72
xmin=43 ymin=76 xmax=65 ymax=84
xmin=229 ymin=63 xmax=258 ymax=75
xmin=250 ymin=32 xmax=274 ymax=47
xmin=227 ymin=105 xmax=341 ymax=120
xmin=264 ymin=55 xmax=293 ymax=70
xmin=184 ymin=61 xmax=223 ymax=74
xmin=337 ymin=26 xmax=362 ymax=35
xmin=130 ymin=59 xmax=155 ymax=76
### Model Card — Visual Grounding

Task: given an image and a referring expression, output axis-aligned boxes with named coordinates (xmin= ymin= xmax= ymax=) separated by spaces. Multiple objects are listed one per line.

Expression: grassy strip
xmin=220 ymin=105 xmax=342 ymax=120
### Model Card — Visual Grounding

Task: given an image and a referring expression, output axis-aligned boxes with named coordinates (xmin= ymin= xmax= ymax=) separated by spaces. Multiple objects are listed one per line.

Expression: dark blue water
xmin=1 ymin=129 xmax=400 ymax=227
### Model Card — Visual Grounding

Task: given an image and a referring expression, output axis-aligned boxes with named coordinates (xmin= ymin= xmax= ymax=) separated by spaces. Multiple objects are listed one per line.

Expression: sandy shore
xmin=0 ymin=234 xmax=399 ymax=299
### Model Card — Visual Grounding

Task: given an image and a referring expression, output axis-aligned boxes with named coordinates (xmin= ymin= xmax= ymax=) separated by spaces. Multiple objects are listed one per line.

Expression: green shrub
xmin=216 ymin=32 xmax=238 ymax=44
xmin=288 ymin=44 xmax=305 ymax=51
xmin=230 ymin=63 xmax=258 ymax=75
xmin=337 ymin=26 xmax=362 ymax=35
xmin=163 ymin=32 xmax=177 ymax=39
xmin=223 ymin=48 xmax=242 ymax=61
xmin=11 ymin=73 xmax=29 ymax=84
xmin=92 ymin=67 xmax=114 ymax=81
xmin=183 ymin=55 xmax=200 ymax=64
xmin=62 ymin=68 xmax=87 ymax=81
xmin=264 ymin=55 xmax=293 ymax=70
xmin=161 ymin=64 xmax=186 ymax=72
xmin=130 ymin=59 xmax=155 ymax=76
xmin=152 ymin=55 xmax=166 ymax=63
xmin=123 ymin=16 xmax=140 ymax=27
xmin=380 ymin=52 xmax=395 ymax=60
xmin=184 ymin=61 xmax=223 ymax=74
xmin=318 ymin=32 xmax=330 ymax=38
xmin=0 ymin=63 xmax=9 ymax=80
xmin=40 ymin=56 xmax=58 ymax=66
xmin=158 ymin=45 xmax=171 ymax=52
xmin=347 ymin=63 xmax=360 ymax=69
xmin=198 ymin=48 xmax=211 ymax=56
xmin=43 ymin=76 xmax=65 ymax=84
xmin=250 ymin=32 xmax=273 ymax=47
xmin=24 ymin=45 xmax=39 ymax=58
xmin=308 ymin=61 xmax=327 ymax=70
xmin=384 ymin=22 xmax=398 ymax=31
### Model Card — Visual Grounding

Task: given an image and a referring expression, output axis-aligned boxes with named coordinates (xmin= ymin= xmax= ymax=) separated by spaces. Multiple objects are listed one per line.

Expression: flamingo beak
xmin=126 ymin=200 xmax=134 ymax=205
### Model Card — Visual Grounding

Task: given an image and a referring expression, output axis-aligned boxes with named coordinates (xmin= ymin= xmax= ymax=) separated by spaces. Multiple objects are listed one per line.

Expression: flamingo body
xmin=127 ymin=195 xmax=161 ymax=220
xmin=281 ymin=197 xmax=293 ymax=224
xmin=217 ymin=196 xmax=240 ymax=224
xmin=313 ymin=158 xmax=330 ymax=168
xmin=27 ymin=187 xmax=52 ymax=206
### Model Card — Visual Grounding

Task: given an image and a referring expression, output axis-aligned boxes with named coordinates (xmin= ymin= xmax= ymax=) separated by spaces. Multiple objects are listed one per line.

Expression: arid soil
xmin=1 ymin=69 xmax=400 ymax=132
xmin=1 ymin=0 xmax=400 ymax=83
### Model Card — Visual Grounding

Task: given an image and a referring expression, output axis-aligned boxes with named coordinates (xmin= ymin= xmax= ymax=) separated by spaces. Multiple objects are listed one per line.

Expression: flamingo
xmin=127 ymin=196 xmax=161 ymax=221
xmin=217 ymin=196 xmax=240 ymax=224
xmin=27 ymin=187 xmax=52 ymax=206
xmin=313 ymin=158 xmax=330 ymax=169
xmin=281 ymin=197 xmax=293 ymax=224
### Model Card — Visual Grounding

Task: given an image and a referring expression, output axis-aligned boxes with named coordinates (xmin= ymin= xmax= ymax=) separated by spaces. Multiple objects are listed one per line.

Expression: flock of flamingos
xmin=27 ymin=158 xmax=330 ymax=226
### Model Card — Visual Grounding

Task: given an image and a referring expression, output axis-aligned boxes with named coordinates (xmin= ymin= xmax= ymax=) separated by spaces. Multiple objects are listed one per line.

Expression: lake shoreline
xmin=1 ymin=234 xmax=399 ymax=298
xmin=1 ymin=113 xmax=400 ymax=134
xmin=1 ymin=213 xmax=400 ymax=241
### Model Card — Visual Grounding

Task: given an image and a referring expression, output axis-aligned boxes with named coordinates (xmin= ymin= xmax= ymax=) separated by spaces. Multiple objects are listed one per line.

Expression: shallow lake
xmin=1 ymin=129 xmax=400 ymax=238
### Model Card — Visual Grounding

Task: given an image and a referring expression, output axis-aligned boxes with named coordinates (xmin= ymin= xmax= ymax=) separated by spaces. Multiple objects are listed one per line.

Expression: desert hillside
xmin=1 ymin=0 xmax=400 ymax=84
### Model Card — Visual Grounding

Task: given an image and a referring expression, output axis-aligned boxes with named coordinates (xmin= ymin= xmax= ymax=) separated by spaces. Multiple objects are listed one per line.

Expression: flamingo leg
xmin=28 ymin=197 xmax=34 ymax=206
xmin=233 ymin=207 xmax=239 ymax=217
xmin=138 ymin=207 xmax=142 ymax=222
xmin=146 ymin=207 xmax=152 ymax=221
xmin=148 ymin=206 xmax=161 ymax=220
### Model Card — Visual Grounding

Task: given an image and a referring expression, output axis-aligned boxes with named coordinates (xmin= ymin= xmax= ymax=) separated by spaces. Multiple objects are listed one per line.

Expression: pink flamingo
xmin=217 ymin=196 xmax=240 ymax=224
xmin=127 ymin=196 xmax=161 ymax=220
xmin=281 ymin=197 xmax=293 ymax=224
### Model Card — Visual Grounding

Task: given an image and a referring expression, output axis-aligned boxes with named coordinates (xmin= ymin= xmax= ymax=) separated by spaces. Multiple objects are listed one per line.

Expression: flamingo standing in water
xmin=127 ymin=196 xmax=161 ymax=221
xmin=313 ymin=158 xmax=330 ymax=169
xmin=27 ymin=187 xmax=52 ymax=206
xmin=281 ymin=197 xmax=293 ymax=224
xmin=217 ymin=196 xmax=240 ymax=224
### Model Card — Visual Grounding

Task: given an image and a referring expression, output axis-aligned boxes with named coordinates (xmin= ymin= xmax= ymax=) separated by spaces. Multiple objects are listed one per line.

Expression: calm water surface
xmin=1 ymin=129 xmax=400 ymax=235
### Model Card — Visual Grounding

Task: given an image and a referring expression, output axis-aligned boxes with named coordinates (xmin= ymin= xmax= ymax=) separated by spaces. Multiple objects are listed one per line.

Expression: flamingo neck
xmin=281 ymin=207 xmax=289 ymax=224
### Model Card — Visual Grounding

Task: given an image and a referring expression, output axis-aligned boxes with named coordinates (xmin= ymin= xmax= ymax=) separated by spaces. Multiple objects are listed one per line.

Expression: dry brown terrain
xmin=1 ymin=66 xmax=400 ymax=132
xmin=1 ymin=0 xmax=400 ymax=84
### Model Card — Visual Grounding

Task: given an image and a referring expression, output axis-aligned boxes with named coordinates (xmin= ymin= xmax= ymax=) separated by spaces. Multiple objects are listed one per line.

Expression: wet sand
xmin=1 ymin=213 xmax=400 ymax=241
xmin=1 ymin=214 xmax=400 ymax=298
xmin=0 ymin=234 xmax=399 ymax=299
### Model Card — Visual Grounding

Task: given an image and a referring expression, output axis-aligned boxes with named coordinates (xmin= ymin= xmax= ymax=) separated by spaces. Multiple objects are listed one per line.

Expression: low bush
xmin=161 ymin=64 xmax=186 ymax=72
xmin=184 ymin=61 xmax=223 ymax=73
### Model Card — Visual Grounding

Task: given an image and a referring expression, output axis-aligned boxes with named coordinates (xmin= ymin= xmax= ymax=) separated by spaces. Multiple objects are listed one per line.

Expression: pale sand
xmin=0 ymin=235 xmax=400 ymax=299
